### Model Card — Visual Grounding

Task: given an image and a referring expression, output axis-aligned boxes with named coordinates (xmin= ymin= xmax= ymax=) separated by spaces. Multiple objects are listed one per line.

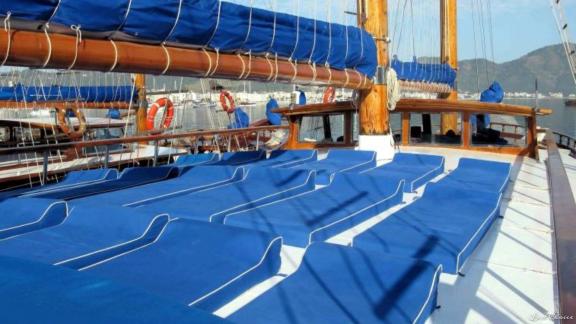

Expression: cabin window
xmin=298 ymin=114 xmax=345 ymax=144
xmin=471 ymin=114 xmax=527 ymax=147
xmin=14 ymin=127 xmax=42 ymax=142
xmin=0 ymin=127 xmax=9 ymax=142
xmin=407 ymin=113 xmax=462 ymax=145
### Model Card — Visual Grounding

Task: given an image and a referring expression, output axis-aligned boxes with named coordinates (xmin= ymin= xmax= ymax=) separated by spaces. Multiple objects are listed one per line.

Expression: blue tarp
xmin=228 ymin=108 xmax=250 ymax=129
xmin=228 ymin=243 xmax=442 ymax=324
xmin=140 ymin=168 xmax=316 ymax=223
xmin=265 ymin=98 xmax=282 ymax=126
xmin=287 ymin=149 xmax=376 ymax=185
xmin=353 ymin=158 xmax=511 ymax=274
xmin=0 ymin=85 xmax=136 ymax=103
xmin=391 ymin=57 xmax=457 ymax=87
xmin=0 ymin=0 xmax=378 ymax=77
xmin=224 ymin=173 xmax=404 ymax=247
xmin=472 ymin=81 xmax=505 ymax=128
xmin=363 ymin=153 xmax=445 ymax=192
xmin=85 ymin=219 xmax=282 ymax=312
xmin=0 ymin=256 xmax=226 ymax=323
xmin=0 ymin=207 xmax=170 ymax=270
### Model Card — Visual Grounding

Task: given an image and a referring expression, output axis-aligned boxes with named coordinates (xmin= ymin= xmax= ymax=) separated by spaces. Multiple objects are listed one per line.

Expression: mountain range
xmin=457 ymin=43 xmax=576 ymax=95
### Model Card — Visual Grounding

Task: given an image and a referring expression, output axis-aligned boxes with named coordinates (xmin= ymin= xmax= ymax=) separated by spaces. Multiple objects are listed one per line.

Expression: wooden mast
xmin=358 ymin=0 xmax=389 ymax=136
xmin=440 ymin=0 xmax=459 ymax=134
xmin=134 ymin=74 xmax=148 ymax=134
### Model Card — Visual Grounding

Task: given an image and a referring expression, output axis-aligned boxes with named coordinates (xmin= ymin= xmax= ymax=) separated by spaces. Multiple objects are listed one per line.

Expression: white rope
xmin=1 ymin=11 xmax=11 ymax=67
xmin=161 ymin=44 xmax=171 ymax=75
xmin=273 ymin=53 xmax=279 ymax=82
xmin=243 ymin=50 xmax=252 ymax=79
xmin=202 ymin=48 xmax=213 ymax=77
xmin=206 ymin=0 xmax=223 ymax=46
xmin=239 ymin=0 xmax=254 ymax=50
xmin=108 ymin=39 xmax=119 ymax=72
xmin=209 ymin=48 xmax=220 ymax=77
xmin=237 ymin=53 xmax=247 ymax=79
xmin=265 ymin=53 xmax=275 ymax=81
xmin=163 ymin=0 xmax=183 ymax=43
xmin=290 ymin=59 xmax=298 ymax=82
xmin=47 ymin=0 xmax=62 ymax=24
xmin=41 ymin=25 xmax=53 ymax=68
xmin=67 ymin=25 xmax=82 ymax=70
xmin=387 ymin=68 xmax=400 ymax=111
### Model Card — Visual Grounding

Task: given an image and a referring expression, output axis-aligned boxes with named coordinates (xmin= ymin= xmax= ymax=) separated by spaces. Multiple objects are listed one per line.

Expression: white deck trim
xmin=188 ymin=236 xmax=283 ymax=306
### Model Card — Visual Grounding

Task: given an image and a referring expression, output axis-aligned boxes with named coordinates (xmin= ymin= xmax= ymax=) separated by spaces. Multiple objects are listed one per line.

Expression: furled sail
xmin=391 ymin=58 xmax=457 ymax=88
xmin=0 ymin=0 xmax=377 ymax=77
xmin=0 ymin=85 xmax=136 ymax=103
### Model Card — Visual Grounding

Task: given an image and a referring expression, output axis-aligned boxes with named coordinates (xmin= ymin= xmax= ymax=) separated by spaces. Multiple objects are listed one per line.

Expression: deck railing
xmin=544 ymin=130 xmax=576 ymax=322
xmin=0 ymin=125 xmax=287 ymax=185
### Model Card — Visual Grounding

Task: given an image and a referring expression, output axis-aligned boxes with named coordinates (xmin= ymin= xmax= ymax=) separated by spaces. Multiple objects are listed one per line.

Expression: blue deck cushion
xmin=76 ymin=166 xmax=244 ymax=207
xmin=21 ymin=167 xmax=180 ymax=200
xmin=289 ymin=150 xmax=377 ymax=184
xmin=0 ymin=168 xmax=118 ymax=202
xmin=140 ymin=168 xmax=316 ymax=223
xmin=209 ymin=150 xmax=266 ymax=166
xmin=353 ymin=182 xmax=503 ymax=274
xmin=84 ymin=219 xmax=282 ymax=312
xmin=174 ymin=153 xmax=220 ymax=167
xmin=0 ymin=207 xmax=169 ymax=270
xmin=0 ymin=198 xmax=67 ymax=239
xmin=246 ymin=150 xmax=318 ymax=169
xmin=224 ymin=174 xmax=404 ymax=247
xmin=441 ymin=158 xmax=511 ymax=193
xmin=362 ymin=153 xmax=445 ymax=192
xmin=228 ymin=243 xmax=442 ymax=324
xmin=0 ymin=256 xmax=226 ymax=324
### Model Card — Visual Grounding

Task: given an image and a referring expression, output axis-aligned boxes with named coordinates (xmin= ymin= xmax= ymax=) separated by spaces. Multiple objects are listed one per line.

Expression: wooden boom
xmin=0 ymin=29 xmax=372 ymax=90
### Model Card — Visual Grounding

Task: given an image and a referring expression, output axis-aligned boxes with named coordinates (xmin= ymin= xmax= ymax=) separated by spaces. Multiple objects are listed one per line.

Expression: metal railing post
xmin=153 ymin=140 xmax=159 ymax=167
xmin=42 ymin=150 xmax=49 ymax=185
xmin=104 ymin=145 xmax=110 ymax=169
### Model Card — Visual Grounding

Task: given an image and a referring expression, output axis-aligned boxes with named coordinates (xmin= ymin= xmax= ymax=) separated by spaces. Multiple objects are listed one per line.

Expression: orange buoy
xmin=323 ymin=86 xmax=336 ymax=104
xmin=56 ymin=106 xmax=86 ymax=139
xmin=219 ymin=90 xmax=236 ymax=114
xmin=146 ymin=97 xmax=175 ymax=130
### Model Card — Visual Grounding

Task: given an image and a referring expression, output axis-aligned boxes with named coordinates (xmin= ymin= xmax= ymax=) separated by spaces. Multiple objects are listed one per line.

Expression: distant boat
xmin=565 ymin=99 xmax=576 ymax=107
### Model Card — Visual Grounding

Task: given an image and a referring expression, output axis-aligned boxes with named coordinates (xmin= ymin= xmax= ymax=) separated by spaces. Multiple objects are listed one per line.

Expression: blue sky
xmin=262 ymin=0 xmax=576 ymax=64
xmin=458 ymin=0 xmax=576 ymax=62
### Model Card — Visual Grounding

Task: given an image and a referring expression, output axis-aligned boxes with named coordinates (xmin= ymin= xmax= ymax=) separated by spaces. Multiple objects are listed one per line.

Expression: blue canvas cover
xmin=391 ymin=58 xmax=457 ymax=87
xmin=353 ymin=182 xmax=502 ymax=274
xmin=440 ymin=158 xmax=511 ymax=193
xmin=224 ymin=174 xmax=404 ymax=247
xmin=0 ymin=256 xmax=225 ymax=323
xmin=0 ymin=168 xmax=117 ymax=202
xmin=174 ymin=153 xmax=220 ymax=166
xmin=0 ymin=207 xmax=170 ymax=270
xmin=209 ymin=150 xmax=266 ymax=166
xmin=85 ymin=219 xmax=282 ymax=312
xmin=228 ymin=108 xmax=250 ymax=129
xmin=480 ymin=81 xmax=504 ymax=103
xmin=0 ymin=0 xmax=378 ymax=77
xmin=265 ymin=98 xmax=282 ymax=126
xmin=0 ymin=85 xmax=136 ymax=102
xmin=288 ymin=149 xmax=376 ymax=185
xmin=245 ymin=150 xmax=317 ymax=169
xmin=362 ymin=153 xmax=445 ymax=192
xmin=140 ymin=168 xmax=315 ymax=223
xmin=228 ymin=243 xmax=442 ymax=324
xmin=76 ymin=166 xmax=243 ymax=207
xmin=21 ymin=167 xmax=180 ymax=200
xmin=0 ymin=1 xmax=58 ymax=22
xmin=0 ymin=198 xmax=67 ymax=239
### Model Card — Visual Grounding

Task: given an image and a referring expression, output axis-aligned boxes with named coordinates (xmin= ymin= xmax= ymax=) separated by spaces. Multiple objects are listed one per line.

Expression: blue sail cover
xmin=0 ymin=85 xmax=136 ymax=103
xmin=391 ymin=58 xmax=457 ymax=87
xmin=0 ymin=0 xmax=377 ymax=78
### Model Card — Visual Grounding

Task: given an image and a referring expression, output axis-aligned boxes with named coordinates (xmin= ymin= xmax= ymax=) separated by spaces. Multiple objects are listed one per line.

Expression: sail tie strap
xmin=161 ymin=44 xmax=171 ymax=75
xmin=42 ymin=24 xmax=53 ymax=68
xmin=108 ymin=39 xmax=119 ymax=72
xmin=1 ymin=12 xmax=11 ymax=67
xmin=67 ymin=25 xmax=83 ymax=70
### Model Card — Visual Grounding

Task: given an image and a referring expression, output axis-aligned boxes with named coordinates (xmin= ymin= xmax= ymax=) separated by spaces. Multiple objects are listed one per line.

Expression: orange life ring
xmin=56 ymin=106 xmax=86 ymax=139
xmin=146 ymin=97 xmax=175 ymax=130
xmin=219 ymin=90 xmax=236 ymax=114
xmin=323 ymin=86 xmax=336 ymax=104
